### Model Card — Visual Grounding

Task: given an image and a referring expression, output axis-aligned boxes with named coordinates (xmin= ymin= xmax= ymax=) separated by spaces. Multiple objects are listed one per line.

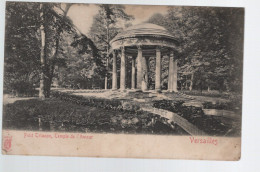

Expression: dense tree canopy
xmin=4 ymin=2 xmax=41 ymax=95
xmin=147 ymin=6 xmax=244 ymax=92
xmin=4 ymin=2 xmax=100 ymax=96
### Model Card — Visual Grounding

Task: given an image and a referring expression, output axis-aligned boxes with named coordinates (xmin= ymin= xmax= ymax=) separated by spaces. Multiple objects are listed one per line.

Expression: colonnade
xmin=111 ymin=46 xmax=178 ymax=92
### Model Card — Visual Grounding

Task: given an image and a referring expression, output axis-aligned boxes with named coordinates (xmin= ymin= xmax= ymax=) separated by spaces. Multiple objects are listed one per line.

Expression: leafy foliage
xmin=4 ymin=2 xmax=41 ymax=95
xmin=89 ymin=4 xmax=134 ymax=89
xmin=4 ymin=2 xmax=101 ymax=95
xmin=3 ymin=94 xmax=182 ymax=134
xmin=147 ymin=7 xmax=244 ymax=92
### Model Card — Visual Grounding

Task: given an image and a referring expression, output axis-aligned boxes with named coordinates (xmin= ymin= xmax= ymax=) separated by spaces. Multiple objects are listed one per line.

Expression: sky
xmin=67 ymin=3 xmax=168 ymax=35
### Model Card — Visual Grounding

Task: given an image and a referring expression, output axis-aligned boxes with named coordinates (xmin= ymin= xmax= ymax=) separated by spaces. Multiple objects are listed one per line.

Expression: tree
xmin=89 ymin=4 xmax=133 ymax=89
xmin=38 ymin=3 xmax=100 ymax=98
xmin=55 ymin=31 xmax=102 ymax=89
xmin=4 ymin=2 xmax=41 ymax=96
xmin=147 ymin=6 xmax=244 ymax=93
xmin=5 ymin=2 xmax=99 ymax=97
xmin=38 ymin=3 xmax=76 ymax=98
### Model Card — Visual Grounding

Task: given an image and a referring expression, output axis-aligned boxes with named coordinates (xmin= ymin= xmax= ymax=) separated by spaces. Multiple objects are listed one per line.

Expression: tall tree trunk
xmin=45 ymin=36 xmax=59 ymax=97
xmin=40 ymin=4 xmax=71 ymax=97
xmin=105 ymin=58 xmax=108 ymax=89
xmin=185 ymin=75 xmax=188 ymax=90
xmin=104 ymin=22 xmax=109 ymax=90
xmin=189 ymin=73 xmax=193 ymax=91
xmin=39 ymin=3 xmax=46 ymax=99
xmin=199 ymin=74 xmax=203 ymax=94
xmin=45 ymin=77 xmax=52 ymax=97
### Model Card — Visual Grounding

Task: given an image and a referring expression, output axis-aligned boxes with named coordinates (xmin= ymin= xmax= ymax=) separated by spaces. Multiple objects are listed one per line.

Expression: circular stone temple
xmin=109 ymin=23 xmax=179 ymax=92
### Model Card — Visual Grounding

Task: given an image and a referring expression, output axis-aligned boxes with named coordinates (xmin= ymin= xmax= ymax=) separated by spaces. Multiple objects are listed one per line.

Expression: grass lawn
xmin=3 ymin=97 xmax=187 ymax=135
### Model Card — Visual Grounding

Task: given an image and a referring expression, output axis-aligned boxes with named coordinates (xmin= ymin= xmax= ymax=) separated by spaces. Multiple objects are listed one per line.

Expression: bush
xmin=181 ymin=90 xmax=230 ymax=98
xmin=5 ymin=80 xmax=37 ymax=97
xmin=48 ymin=91 xmax=187 ymax=134
xmin=51 ymin=91 xmax=140 ymax=113
xmin=3 ymin=98 xmax=182 ymax=134
xmin=202 ymin=101 xmax=242 ymax=111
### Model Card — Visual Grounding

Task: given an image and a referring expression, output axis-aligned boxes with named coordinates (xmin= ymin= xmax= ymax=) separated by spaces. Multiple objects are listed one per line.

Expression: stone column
xmin=131 ymin=57 xmax=136 ymax=89
xmin=168 ymin=51 xmax=178 ymax=92
xmin=173 ymin=59 xmax=178 ymax=92
xmin=142 ymin=56 xmax=148 ymax=91
xmin=112 ymin=50 xmax=117 ymax=90
xmin=155 ymin=47 xmax=161 ymax=91
xmin=168 ymin=52 xmax=174 ymax=92
xmin=136 ymin=46 xmax=142 ymax=90
xmin=120 ymin=47 xmax=126 ymax=90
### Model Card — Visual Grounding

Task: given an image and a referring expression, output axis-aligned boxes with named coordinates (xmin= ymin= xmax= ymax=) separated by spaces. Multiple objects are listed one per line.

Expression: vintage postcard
xmin=2 ymin=1 xmax=244 ymax=160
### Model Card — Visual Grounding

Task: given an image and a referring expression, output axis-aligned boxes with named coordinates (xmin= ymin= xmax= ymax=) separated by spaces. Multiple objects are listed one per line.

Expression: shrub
xmin=202 ymin=101 xmax=242 ymax=111
xmin=181 ymin=90 xmax=230 ymax=98
xmin=3 ymin=97 xmax=181 ymax=134
xmin=51 ymin=91 xmax=140 ymax=112
xmin=5 ymin=80 xmax=37 ymax=97
xmin=49 ymin=91 xmax=184 ymax=134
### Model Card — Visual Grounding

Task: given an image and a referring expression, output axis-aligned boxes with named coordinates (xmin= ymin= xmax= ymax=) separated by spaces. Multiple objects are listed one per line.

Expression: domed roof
xmin=110 ymin=23 xmax=176 ymax=43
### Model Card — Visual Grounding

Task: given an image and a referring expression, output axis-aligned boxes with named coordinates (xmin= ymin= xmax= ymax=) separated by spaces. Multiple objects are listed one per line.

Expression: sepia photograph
xmin=2 ymin=1 xmax=244 ymax=160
